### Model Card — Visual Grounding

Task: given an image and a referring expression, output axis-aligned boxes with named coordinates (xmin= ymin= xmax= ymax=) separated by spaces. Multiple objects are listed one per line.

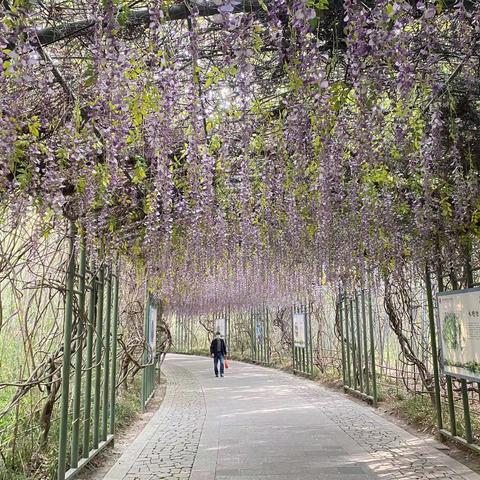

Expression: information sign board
xmin=293 ymin=312 xmax=306 ymax=348
xmin=215 ymin=317 xmax=227 ymax=337
xmin=438 ymin=288 xmax=480 ymax=380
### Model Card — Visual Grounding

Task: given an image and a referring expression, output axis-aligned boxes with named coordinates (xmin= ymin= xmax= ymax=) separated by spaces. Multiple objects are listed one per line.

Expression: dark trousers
xmin=213 ymin=353 xmax=225 ymax=376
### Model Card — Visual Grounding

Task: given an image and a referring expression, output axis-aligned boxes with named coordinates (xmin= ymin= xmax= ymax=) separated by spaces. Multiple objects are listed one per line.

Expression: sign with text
xmin=215 ymin=317 xmax=227 ymax=337
xmin=438 ymin=288 xmax=480 ymax=381
xmin=148 ymin=304 xmax=157 ymax=362
xmin=293 ymin=312 xmax=306 ymax=348
xmin=255 ymin=318 xmax=264 ymax=344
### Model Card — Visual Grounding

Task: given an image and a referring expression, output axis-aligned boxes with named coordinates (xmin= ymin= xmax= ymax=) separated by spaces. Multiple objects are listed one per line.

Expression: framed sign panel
xmin=215 ymin=317 xmax=227 ymax=337
xmin=437 ymin=288 xmax=480 ymax=381
xmin=293 ymin=312 xmax=306 ymax=348
xmin=148 ymin=304 xmax=157 ymax=361
xmin=255 ymin=319 xmax=264 ymax=344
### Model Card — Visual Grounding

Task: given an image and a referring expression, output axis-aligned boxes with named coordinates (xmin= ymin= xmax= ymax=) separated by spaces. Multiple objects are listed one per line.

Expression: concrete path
xmin=104 ymin=354 xmax=480 ymax=480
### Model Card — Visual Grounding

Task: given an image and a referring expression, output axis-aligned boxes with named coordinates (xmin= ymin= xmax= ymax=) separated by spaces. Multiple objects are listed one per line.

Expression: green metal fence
xmin=339 ymin=290 xmax=377 ymax=406
xmin=250 ymin=305 xmax=270 ymax=365
xmin=142 ymin=292 xmax=158 ymax=410
xmin=292 ymin=302 xmax=313 ymax=375
xmin=57 ymin=227 xmax=120 ymax=480
xmin=427 ymin=265 xmax=480 ymax=453
xmin=174 ymin=314 xmax=191 ymax=353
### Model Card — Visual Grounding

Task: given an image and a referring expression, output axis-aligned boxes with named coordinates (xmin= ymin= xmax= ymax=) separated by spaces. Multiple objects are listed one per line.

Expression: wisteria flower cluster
xmin=1 ymin=0 xmax=480 ymax=314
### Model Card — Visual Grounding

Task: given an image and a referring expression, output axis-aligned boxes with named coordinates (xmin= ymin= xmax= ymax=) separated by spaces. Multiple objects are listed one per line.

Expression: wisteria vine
xmin=1 ymin=0 xmax=480 ymax=314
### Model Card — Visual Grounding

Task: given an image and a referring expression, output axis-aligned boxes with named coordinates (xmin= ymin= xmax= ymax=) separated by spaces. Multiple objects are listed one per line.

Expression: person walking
xmin=210 ymin=331 xmax=227 ymax=377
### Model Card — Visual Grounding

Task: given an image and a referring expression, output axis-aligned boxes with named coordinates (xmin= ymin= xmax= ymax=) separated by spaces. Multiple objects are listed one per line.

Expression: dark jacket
xmin=210 ymin=337 xmax=227 ymax=356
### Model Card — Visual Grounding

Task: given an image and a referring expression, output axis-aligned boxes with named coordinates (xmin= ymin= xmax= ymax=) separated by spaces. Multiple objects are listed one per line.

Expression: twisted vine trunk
xmin=384 ymin=275 xmax=435 ymax=405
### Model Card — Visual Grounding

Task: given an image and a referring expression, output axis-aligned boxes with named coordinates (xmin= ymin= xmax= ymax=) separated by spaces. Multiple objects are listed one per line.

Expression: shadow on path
xmin=104 ymin=354 xmax=480 ymax=480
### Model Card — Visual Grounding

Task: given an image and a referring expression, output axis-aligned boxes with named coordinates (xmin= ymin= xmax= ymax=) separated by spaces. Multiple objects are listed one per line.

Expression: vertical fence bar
xmin=464 ymin=254 xmax=474 ymax=444
xmin=461 ymin=379 xmax=473 ymax=443
xmin=252 ymin=309 xmax=256 ymax=362
xmin=425 ymin=266 xmax=443 ymax=431
xmin=308 ymin=303 xmax=313 ymax=375
xmin=264 ymin=306 xmax=268 ymax=364
xmin=110 ymin=269 xmax=119 ymax=435
xmin=92 ymin=264 xmax=105 ymax=449
xmin=350 ymin=298 xmax=357 ymax=389
xmin=355 ymin=293 xmax=363 ymax=392
xmin=102 ymin=268 xmax=112 ymax=441
xmin=291 ymin=306 xmax=296 ymax=371
xmin=361 ymin=290 xmax=370 ymax=396
xmin=58 ymin=223 xmax=76 ymax=480
xmin=345 ymin=298 xmax=351 ymax=387
xmin=142 ymin=289 xmax=149 ymax=410
xmin=82 ymin=267 xmax=96 ymax=457
xmin=266 ymin=307 xmax=271 ymax=364
xmin=446 ymin=376 xmax=457 ymax=436
xmin=368 ymin=291 xmax=377 ymax=407
xmin=303 ymin=304 xmax=306 ymax=373
xmin=339 ymin=296 xmax=346 ymax=386
xmin=70 ymin=238 xmax=86 ymax=468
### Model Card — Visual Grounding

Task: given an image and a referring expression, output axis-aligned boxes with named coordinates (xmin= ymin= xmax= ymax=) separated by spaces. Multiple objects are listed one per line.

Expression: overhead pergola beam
xmin=8 ymin=0 xmax=475 ymax=51
xmin=34 ymin=2 xmax=264 ymax=48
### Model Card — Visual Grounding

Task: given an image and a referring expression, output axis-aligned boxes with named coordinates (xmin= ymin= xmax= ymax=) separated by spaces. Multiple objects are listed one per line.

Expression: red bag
xmin=224 ymin=357 xmax=229 ymax=369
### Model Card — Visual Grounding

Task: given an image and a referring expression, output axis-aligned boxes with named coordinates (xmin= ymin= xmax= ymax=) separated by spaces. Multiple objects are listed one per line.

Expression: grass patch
xmin=393 ymin=394 xmax=437 ymax=433
xmin=115 ymin=379 xmax=143 ymax=431
xmin=0 ymin=376 xmax=145 ymax=479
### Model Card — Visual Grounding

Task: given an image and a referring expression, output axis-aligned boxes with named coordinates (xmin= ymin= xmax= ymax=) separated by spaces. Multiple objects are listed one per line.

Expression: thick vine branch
xmin=32 ymin=1 xmax=264 ymax=48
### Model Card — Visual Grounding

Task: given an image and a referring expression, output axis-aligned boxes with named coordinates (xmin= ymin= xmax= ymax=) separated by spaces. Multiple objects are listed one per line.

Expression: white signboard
xmin=437 ymin=288 xmax=480 ymax=380
xmin=215 ymin=317 xmax=227 ymax=337
xmin=148 ymin=304 xmax=157 ymax=361
xmin=255 ymin=319 xmax=264 ymax=344
xmin=293 ymin=313 xmax=306 ymax=348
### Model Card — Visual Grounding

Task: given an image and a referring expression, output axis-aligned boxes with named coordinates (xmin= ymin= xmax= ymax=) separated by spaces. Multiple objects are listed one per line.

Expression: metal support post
xmin=58 ymin=223 xmax=76 ymax=480
xmin=70 ymin=238 xmax=86 ymax=468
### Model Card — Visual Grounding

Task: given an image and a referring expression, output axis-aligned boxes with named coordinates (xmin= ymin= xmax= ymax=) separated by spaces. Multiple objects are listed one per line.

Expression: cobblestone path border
xmin=294 ymin=375 xmax=479 ymax=480
xmin=103 ymin=361 xmax=206 ymax=480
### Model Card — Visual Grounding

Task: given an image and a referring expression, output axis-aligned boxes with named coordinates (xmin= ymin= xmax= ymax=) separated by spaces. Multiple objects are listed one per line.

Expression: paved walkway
xmin=104 ymin=354 xmax=480 ymax=480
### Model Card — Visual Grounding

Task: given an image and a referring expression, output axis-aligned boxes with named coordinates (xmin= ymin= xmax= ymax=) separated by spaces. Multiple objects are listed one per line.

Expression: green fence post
xmin=361 ymin=289 xmax=370 ymax=397
xmin=102 ymin=267 xmax=112 ymax=441
xmin=142 ymin=288 xmax=149 ymax=411
xmin=425 ymin=266 xmax=443 ymax=431
xmin=266 ymin=306 xmax=271 ymax=365
xmin=461 ymin=379 xmax=473 ymax=443
xmin=339 ymin=296 xmax=346 ymax=386
xmin=368 ymin=291 xmax=377 ymax=407
xmin=345 ymin=297 xmax=351 ymax=387
xmin=252 ymin=309 xmax=256 ymax=362
xmin=262 ymin=306 xmax=266 ymax=364
xmin=57 ymin=223 xmax=76 ymax=480
xmin=464 ymin=254 xmax=474 ymax=444
xmin=355 ymin=293 xmax=363 ymax=392
xmin=291 ymin=306 xmax=296 ymax=372
xmin=110 ymin=268 xmax=119 ymax=435
xmin=70 ymin=237 xmax=86 ymax=468
xmin=446 ymin=376 xmax=457 ymax=436
xmin=350 ymin=298 xmax=357 ymax=389
xmin=93 ymin=263 xmax=105 ymax=449
xmin=308 ymin=302 xmax=314 ymax=375
xmin=82 ymin=266 xmax=96 ymax=457
xmin=302 ymin=345 xmax=306 ymax=373
xmin=303 ymin=304 xmax=307 ymax=373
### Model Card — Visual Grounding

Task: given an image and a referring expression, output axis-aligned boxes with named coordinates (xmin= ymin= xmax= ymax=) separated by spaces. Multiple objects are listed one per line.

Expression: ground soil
xmin=76 ymin=379 xmax=167 ymax=480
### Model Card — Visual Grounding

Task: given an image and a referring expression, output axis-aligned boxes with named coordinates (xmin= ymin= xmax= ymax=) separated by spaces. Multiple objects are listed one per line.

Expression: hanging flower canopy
xmin=1 ymin=0 xmax=480 ymax=314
